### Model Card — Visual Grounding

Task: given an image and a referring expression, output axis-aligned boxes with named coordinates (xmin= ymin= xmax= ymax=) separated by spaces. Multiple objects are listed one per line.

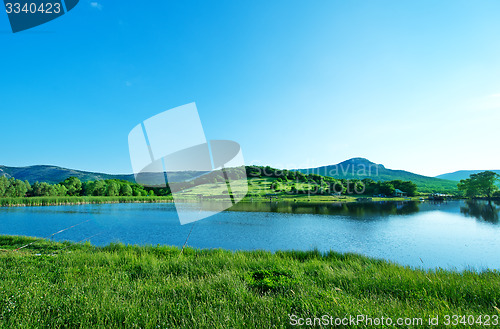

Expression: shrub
xmin=245 ymin=269 xmax=297 ymax=293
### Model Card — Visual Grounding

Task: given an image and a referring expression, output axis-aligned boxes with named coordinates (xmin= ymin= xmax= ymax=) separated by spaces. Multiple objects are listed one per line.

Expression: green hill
xmin=435 ymin=170 xmax=500 ymax=182
xmin=0 ymin=158 xmax=460 ymax=193
xmin=0 ymin=165 xmax=134 ymax=184
xmin=297 ymin=158 xmax=457 ymax=193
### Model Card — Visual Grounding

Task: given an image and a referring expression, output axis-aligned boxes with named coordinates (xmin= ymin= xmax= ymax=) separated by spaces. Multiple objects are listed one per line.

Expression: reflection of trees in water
xmin=229 ymin=201 xmax=421 ymax=217
xmin=460 ymin=200 xmax=500 ymax=223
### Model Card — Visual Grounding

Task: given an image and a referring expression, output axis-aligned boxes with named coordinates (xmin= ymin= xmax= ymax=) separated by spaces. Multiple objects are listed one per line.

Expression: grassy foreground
xmin=0 ymin=236 xmax=499 ymax=328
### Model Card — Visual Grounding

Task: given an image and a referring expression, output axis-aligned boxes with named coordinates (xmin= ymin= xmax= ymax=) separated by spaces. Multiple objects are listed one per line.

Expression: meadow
xmin=0 ymin=236 xmax=498 ymax=328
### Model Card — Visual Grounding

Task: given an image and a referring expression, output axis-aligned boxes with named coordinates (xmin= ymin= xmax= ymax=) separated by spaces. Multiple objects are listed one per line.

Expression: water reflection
xmin=460 ymin=200 xmax=500 ymax=224
xmin=227 ymin=201 xmax=421 ymax=217
xmin=2 ymin=201 xmax=500 ymax=270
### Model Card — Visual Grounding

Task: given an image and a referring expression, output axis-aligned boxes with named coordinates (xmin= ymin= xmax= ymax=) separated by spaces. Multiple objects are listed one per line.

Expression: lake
xmin=1 ymin=200 xmax=499 ymax=271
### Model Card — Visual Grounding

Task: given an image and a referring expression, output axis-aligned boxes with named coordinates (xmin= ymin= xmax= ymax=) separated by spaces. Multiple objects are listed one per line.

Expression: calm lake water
xmin=1 ymin=200 xmax=499 ymax=271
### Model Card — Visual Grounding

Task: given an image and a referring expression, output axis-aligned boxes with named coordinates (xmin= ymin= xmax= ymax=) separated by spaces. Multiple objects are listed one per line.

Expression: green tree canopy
xmin=106 ymin=181 xmax=119 ymax=196
xmin=61 ymin=177 xmax=82 ymax=196
xmin=379 ymin=182 xmax=395 ymax=196
xmin=91 ymin=181 xmax=107 ymax=196
xmin=120 ymin=184 xmax=133 ymax=196
xmin=458 ymin=171 xmax=499 ymax=199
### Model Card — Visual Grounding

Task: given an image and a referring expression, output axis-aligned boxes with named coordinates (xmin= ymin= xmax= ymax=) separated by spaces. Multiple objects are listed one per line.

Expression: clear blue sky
xmin=1 ymin=0 xmax=499 ymax=177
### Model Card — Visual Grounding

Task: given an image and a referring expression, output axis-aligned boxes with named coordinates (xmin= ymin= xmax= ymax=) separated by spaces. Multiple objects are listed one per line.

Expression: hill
xmin=297 ymin=158 xmax=458 ymax=193
xmin=1 ymin=158 xmax=459 ymax=193
xmin=0 ymin=165 xmax=134 ymax=184
xmin=435 ymin=170 xmax=500 ymax=182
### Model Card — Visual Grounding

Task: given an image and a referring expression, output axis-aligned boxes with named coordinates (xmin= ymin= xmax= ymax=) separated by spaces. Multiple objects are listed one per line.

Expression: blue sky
xmin=1 ymin=0 xmax=499 ymax=177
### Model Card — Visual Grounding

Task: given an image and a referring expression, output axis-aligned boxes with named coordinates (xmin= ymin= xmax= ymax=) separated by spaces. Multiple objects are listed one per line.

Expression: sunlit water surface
xmin=1 ymin=200 xmax=499 ymax=271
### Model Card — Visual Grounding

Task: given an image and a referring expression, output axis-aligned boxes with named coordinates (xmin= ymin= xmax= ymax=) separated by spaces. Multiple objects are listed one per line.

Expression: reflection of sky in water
xmin=0 ymin=201 xmax=499 ymax=271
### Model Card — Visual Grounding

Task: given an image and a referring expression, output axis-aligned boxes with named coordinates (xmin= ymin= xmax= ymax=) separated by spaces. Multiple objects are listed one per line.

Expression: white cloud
xmin=90 ymin=2 xmax=102 ymax=10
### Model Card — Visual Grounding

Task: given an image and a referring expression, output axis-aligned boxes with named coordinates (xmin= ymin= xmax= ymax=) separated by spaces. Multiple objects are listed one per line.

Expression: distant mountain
xmin=0 ymin=165 xmax=134 ymax=184
xmin=1 ymin=158 xmax=461 ymax=193
xmin=297 ymin=158 xmax=458 ymax=192
xmin=435 ymin=170 xmax=500 ymax=182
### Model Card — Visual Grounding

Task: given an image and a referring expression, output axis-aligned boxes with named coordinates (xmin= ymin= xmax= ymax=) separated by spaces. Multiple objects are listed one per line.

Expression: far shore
xmin=0 ymin=196 xmax=173 ymax=207
xmin=0 ymin=194 xmax=461 ymax=208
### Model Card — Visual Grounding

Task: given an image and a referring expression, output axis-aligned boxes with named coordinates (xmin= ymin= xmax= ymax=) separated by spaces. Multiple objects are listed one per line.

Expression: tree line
xmin=246 ymin=166 xmax=418 ymax=196
xmin=1 ymin=165 xmax=423 ymax=198
xmin=0 ymin=176 xmax=170 ymax=198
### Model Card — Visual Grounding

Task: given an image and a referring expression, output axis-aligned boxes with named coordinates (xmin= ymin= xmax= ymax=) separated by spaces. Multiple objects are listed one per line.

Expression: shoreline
xmin=0 ymin=196 xmax=173 ymax=207
xmin=0 ymin=195 xmax=468 ymax=208
xmin=2 ymin=195 xmax=492 ymax=209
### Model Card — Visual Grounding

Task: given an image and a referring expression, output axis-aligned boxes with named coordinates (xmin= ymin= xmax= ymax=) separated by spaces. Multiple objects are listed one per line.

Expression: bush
xmin=245 ymin=269 xmax=297 ymax=293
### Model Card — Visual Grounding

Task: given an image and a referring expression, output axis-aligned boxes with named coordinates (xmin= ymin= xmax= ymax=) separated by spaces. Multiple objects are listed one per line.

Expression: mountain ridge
xmin=297 ymin=157 xmax=458 ymax=192
xmin=1 ymin=158 xmax=462 ymax=192
xmin=0 ymin=165 xmax=134 ymax=184
xmin=435 ymin=170 xmax=500 ymax=182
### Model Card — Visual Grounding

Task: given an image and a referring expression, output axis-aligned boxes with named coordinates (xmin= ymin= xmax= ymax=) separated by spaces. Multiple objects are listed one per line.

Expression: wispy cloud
xmin=90 ymin=2 xmax=102 ymax=10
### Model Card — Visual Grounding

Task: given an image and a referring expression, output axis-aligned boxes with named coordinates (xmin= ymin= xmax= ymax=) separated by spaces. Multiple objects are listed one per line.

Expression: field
xmin=0 ymin=236 xmax=499 ymax=328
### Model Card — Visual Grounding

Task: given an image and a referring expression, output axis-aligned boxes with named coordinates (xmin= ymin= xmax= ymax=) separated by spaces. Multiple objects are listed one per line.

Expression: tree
xmin=458 ymin=171 xmax=499 ymax=199
xmin=132 ymin=186 xmax=146 ymax=196
xmin=31 ymin=182 xmax=56 ymax=196
xmin=392 ymin=180 xmax=418 ymax=197
xmin=2 ymin=178 xmax=28 ymax=197
xmin=91 ymin=181 xmax=107 ymax=196
xmin=14 ymin=179 xmax=28 ymax=197
xmin=106 ymin=181 xmax=119 ymax=196
xmin=54 ymin=184 xmax=68 ymax=196
xmin=82 ymin=181 xmax=94 ymax=196
xmin=0 ymin=176 xmax=9 ymax=197
xmin=62 ymin=177 xmax=82 ymax=196
xmin=31 ymin=182 xmax=43 ymax=196
xmin=296 ymin=172 xmax=307 ymax=182
xmin=379 ymin=182 xmax=395 ymax=196
xmin=120 ymin=184 xmax=133 ymax=196
xmin=24 ymin=180 xmax=32 ymax=196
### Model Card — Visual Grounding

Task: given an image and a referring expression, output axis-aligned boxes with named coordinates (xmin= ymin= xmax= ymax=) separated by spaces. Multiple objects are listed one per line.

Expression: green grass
xmin=0 ymin=236 xmax=499 ymax=328
xmin=0 ymin=196 xmax=173 ymax=207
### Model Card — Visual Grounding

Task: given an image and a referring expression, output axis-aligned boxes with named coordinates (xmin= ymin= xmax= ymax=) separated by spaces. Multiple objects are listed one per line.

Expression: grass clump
xmin=245 ymin=269 xmax=297 ymax=294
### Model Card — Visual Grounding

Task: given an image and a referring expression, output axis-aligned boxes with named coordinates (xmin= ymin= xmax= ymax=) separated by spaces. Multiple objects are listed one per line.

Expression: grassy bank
xmin=0 ymin=236 xmax=498 ymax=328
xmin=0 ymin=196 xmax=173 ymax=207
xmin=0 ymin=194 xmax=424 ymax=208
